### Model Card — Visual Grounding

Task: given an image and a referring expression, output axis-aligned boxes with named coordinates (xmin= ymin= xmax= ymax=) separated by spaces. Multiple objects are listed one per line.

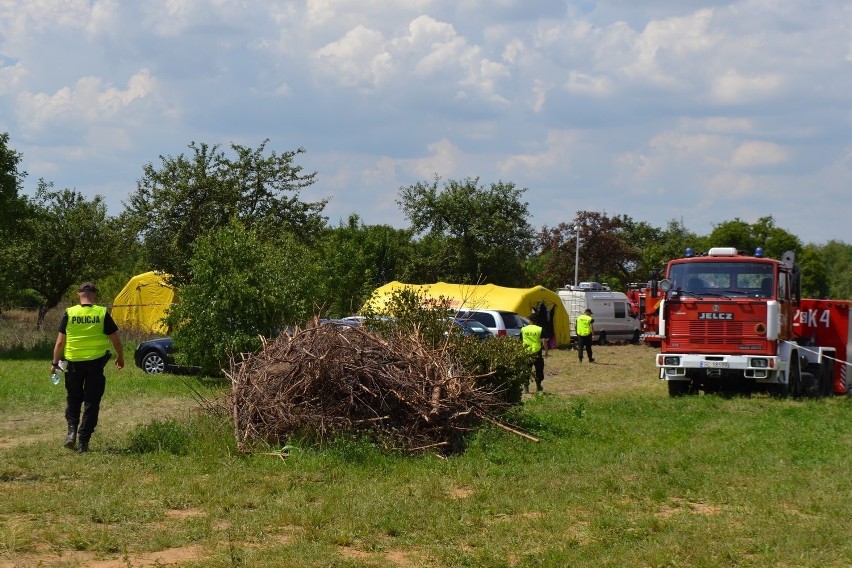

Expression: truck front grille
xmin=671 ymin=321 xmax=747 ymax=345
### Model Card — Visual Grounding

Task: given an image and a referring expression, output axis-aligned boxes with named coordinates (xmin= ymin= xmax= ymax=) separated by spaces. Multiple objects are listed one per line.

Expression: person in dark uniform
xmin=521 ymin=314 xmax=547 ymax=392
xmin=51 ymin=282 xmax=124 ymax=453
xmin=576 ymin=308 xmax=595 ymax=363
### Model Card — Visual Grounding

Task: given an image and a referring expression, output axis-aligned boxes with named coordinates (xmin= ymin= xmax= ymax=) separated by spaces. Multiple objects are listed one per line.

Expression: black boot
xmin=76 ymin=436 xmax=89 ymax=454
xmin=64 ymin=426 xmax=77 ymax=450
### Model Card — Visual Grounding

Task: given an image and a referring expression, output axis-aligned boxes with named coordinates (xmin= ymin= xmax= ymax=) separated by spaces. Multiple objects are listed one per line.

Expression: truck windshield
xmin=668 ymin=261 xmax=774 ymax=297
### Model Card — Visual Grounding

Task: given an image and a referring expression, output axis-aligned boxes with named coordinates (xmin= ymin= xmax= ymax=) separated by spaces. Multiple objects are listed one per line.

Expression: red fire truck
xmin=650 ymin=247 xmax=850 ymax=397
xmin=626 ymin=282 xmax=661 ymax=347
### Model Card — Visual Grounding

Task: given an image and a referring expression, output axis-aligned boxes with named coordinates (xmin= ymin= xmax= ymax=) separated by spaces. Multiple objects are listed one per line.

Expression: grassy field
xmin=1 ymin=309 xmax=850 ymax=567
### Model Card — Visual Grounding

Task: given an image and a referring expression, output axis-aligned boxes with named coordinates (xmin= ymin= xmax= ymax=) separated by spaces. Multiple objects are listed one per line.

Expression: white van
xmin=557 ymin=283 xmax=641 ymax=344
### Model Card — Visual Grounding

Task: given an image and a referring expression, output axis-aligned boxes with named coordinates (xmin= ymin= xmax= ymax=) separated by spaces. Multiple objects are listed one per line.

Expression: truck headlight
xmin=749 ymin=358 xmax=768 ymax=368
xmin=664 ymin=356 xmax=680 ymax=366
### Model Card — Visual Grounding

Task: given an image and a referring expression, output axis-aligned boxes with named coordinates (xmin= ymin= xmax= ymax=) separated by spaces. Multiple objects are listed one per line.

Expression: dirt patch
xmin=449 ymin=486 xmax=473 ymax=499
xmin=1 ymin=544 xmax=206 ymax=568
xmin=658 ymin=497 xmax=722 ymax=518
xmin=339 ymin=546 xmax=426 ymax=567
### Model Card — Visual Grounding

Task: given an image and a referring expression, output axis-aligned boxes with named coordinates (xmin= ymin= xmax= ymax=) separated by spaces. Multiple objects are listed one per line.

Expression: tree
xmin=818 ymin=240 xmax=852 ymax=300
xmin=319 ymin=214 xmax=414 ymax=317
xmin=123 ymin=140 xmax=327 ymax=283
xmin=534 ymin=211 xmax=641 ymax=291
xmin=0 ymin=133 xmax=32 ymax=312
xmin=798 ymin=244 xmax=829 ymax=299
xmin=23 ymin=181 xmax=119 ymax=328
xmin=707 ymin=216 xmax=801 ymax=259
xmin=167 ymin=220 xmax=323 ymax=374
xmin=397 ymin=176 xmax=534 ymax=286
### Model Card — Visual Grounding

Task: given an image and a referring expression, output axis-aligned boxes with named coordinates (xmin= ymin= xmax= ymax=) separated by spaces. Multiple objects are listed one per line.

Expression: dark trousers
xmin=528 ymin=351 xmax=544 ymax=390
xmin=65 ymin=355 xmax=109 ymax=439
xmin=577 ymin=335 xmax=594 ymax=361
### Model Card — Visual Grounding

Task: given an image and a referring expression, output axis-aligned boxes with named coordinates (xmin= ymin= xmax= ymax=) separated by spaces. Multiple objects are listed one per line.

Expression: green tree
xmin=707 ymin=218 xmax=754 ymax=252
xmin=23 ymin=181 xmax=119 ymax=328
xmin=798 ymin=244 xmax=829 ymax=299
xmin=641 ymin=218 xmax=705 ymax=278
xmin=319 ymin=214 xmax=414 ymax=317
xmin=123 ymin=140 xmax=327 ymax=283
xmin=167 ymin=220 xmax=322 ymax=374
xmin=818 ymin=240 xmax=852 ymax=300
xmin=0 ymin=133 xmax=32 ymax=312
xmin=750 ymin=216 xmax=802 ymax=259
xmin=616 ymin=218 xmax=663 ymax=283
xmin=397 ymin=176 xmax=534 ymax=286
xmin=707 ymin=216 xmax=801 ymax=259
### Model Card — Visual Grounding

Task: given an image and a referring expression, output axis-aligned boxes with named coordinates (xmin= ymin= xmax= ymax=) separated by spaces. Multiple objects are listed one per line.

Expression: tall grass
xmin=0 ymin=340 xmax=850 ymax=567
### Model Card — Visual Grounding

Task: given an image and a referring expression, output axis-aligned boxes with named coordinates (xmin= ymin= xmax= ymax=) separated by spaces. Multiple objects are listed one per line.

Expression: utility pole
xmin=574 ymin=224 xmax=580 ymax=287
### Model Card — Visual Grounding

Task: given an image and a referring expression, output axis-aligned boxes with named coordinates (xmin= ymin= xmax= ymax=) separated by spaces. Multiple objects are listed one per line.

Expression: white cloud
xmin=0 ymin=62 xmax=27 ymax=95
xmin=564 ymin=71 xmax=613 ymax=96
xmin=16 ymin=69 xmax=157 ymax=133
xmin=500 ymin=130 xmax=580 ymax=176
xmin=730 ymin=141 xmax=788 ymax=169
xmin=313 ymin=25 xmax=391 ymax=88
xmin=710 ymin=71 xmax=785 ymax=105
xmin=410 ymin=138 xmax=461 ymax=178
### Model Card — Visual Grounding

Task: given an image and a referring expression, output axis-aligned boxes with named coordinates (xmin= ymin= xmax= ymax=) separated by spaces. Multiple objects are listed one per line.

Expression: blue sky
xmin=1 ymin=1 xmax=850 ymax=244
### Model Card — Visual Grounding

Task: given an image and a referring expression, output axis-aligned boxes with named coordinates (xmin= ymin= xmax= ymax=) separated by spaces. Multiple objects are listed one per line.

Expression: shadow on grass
xmin=0 ymin=342 xmax=54 ymax=360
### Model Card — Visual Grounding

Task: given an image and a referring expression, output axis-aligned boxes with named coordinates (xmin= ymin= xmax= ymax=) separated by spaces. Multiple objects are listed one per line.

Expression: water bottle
xmin=51 ymin=360 xmax=65 ymax=385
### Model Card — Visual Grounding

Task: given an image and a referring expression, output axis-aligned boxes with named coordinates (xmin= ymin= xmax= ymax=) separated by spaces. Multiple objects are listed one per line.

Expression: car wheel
xmin=141 ymin=351 xmax=166 ymax=374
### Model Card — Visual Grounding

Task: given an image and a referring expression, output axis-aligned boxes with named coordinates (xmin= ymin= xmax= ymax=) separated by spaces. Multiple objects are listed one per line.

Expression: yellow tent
xmin=110 ymin=271 xmax=175 ymax=335
xmin=363 ymin=281 xmax=571 ymax=346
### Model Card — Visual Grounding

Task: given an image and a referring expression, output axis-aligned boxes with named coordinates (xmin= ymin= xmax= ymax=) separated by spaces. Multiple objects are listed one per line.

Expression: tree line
xmin=3 ymin=134 xmax=851 ymax=371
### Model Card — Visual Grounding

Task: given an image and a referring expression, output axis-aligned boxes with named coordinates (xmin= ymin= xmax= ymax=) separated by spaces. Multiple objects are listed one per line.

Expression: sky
xmin=1 ymin=0 xmax=850 ymax=245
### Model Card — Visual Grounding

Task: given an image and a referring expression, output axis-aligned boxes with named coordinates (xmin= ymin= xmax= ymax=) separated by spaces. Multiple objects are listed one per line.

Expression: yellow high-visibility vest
xmin=521 ymin=324 xmax=543 ymax=354
xmin=64 ymin=305 xmax=110 ymax=362
xmin=576 ymin=314 xmax=593 ymax=337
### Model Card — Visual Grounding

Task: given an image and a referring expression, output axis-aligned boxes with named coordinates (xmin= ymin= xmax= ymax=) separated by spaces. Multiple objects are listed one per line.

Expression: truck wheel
xmin=598 ymin=331 xmax=607 ymax=346
xmin=821 ymin=359 xmax=836 ymax=396
xmin=806 ymin=364 xmax=824 ymax=398
xmin=788 ymin=359 xmax=803 ymax=398
xmin=668 ymin=381 xmax=692 ymax=397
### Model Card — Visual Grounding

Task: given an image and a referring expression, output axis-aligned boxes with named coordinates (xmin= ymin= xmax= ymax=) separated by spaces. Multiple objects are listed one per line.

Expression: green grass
xmin=0 ymin=335 xmax=850 ymax=567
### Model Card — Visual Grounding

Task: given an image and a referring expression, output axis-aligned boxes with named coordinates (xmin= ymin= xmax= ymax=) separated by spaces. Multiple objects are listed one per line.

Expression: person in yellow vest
xmin=521 ymin=314 xmax=547 ymax=393
xmin=576 ymin=308 xmax=595 ymax=363
xmin=51 ymin=282 xmax=124 ymax=453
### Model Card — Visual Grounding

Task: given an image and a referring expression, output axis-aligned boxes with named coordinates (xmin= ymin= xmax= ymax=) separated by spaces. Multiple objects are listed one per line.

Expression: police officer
xmin=51 ymin=282 xmax=124 ymax=453
xmin=576 ymin=308 xmax=595 ymax=363
xmin=521 ymin=314 xmax=547 ymax=392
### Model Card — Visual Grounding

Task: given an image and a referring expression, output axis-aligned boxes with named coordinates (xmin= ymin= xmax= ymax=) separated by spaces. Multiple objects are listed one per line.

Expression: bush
xmin=455 ymin=336 xmax=529 ymax=405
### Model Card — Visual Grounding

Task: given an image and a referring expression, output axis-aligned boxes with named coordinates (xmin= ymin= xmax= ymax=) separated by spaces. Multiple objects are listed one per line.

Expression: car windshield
xmin=668 ymin=261 xmax=774 ymax=297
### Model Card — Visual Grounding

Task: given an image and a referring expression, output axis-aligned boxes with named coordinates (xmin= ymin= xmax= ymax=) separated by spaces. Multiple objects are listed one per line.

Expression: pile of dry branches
xmin=227 ymin=320 xmax=515 ymax=454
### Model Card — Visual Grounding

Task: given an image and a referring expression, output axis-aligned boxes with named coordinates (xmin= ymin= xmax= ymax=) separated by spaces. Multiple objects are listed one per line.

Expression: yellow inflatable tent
xmin=110 ymin=271 xmax=175 ymax=335
xmin=363 ymin=281 xmax=571 ymax=346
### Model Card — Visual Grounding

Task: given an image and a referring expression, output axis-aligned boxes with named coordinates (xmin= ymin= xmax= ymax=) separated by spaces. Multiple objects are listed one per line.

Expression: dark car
xmin=451 ymin=318 xmax=493 ymax=341
xmin=134 ymin=337 xmax=178 ymax=374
